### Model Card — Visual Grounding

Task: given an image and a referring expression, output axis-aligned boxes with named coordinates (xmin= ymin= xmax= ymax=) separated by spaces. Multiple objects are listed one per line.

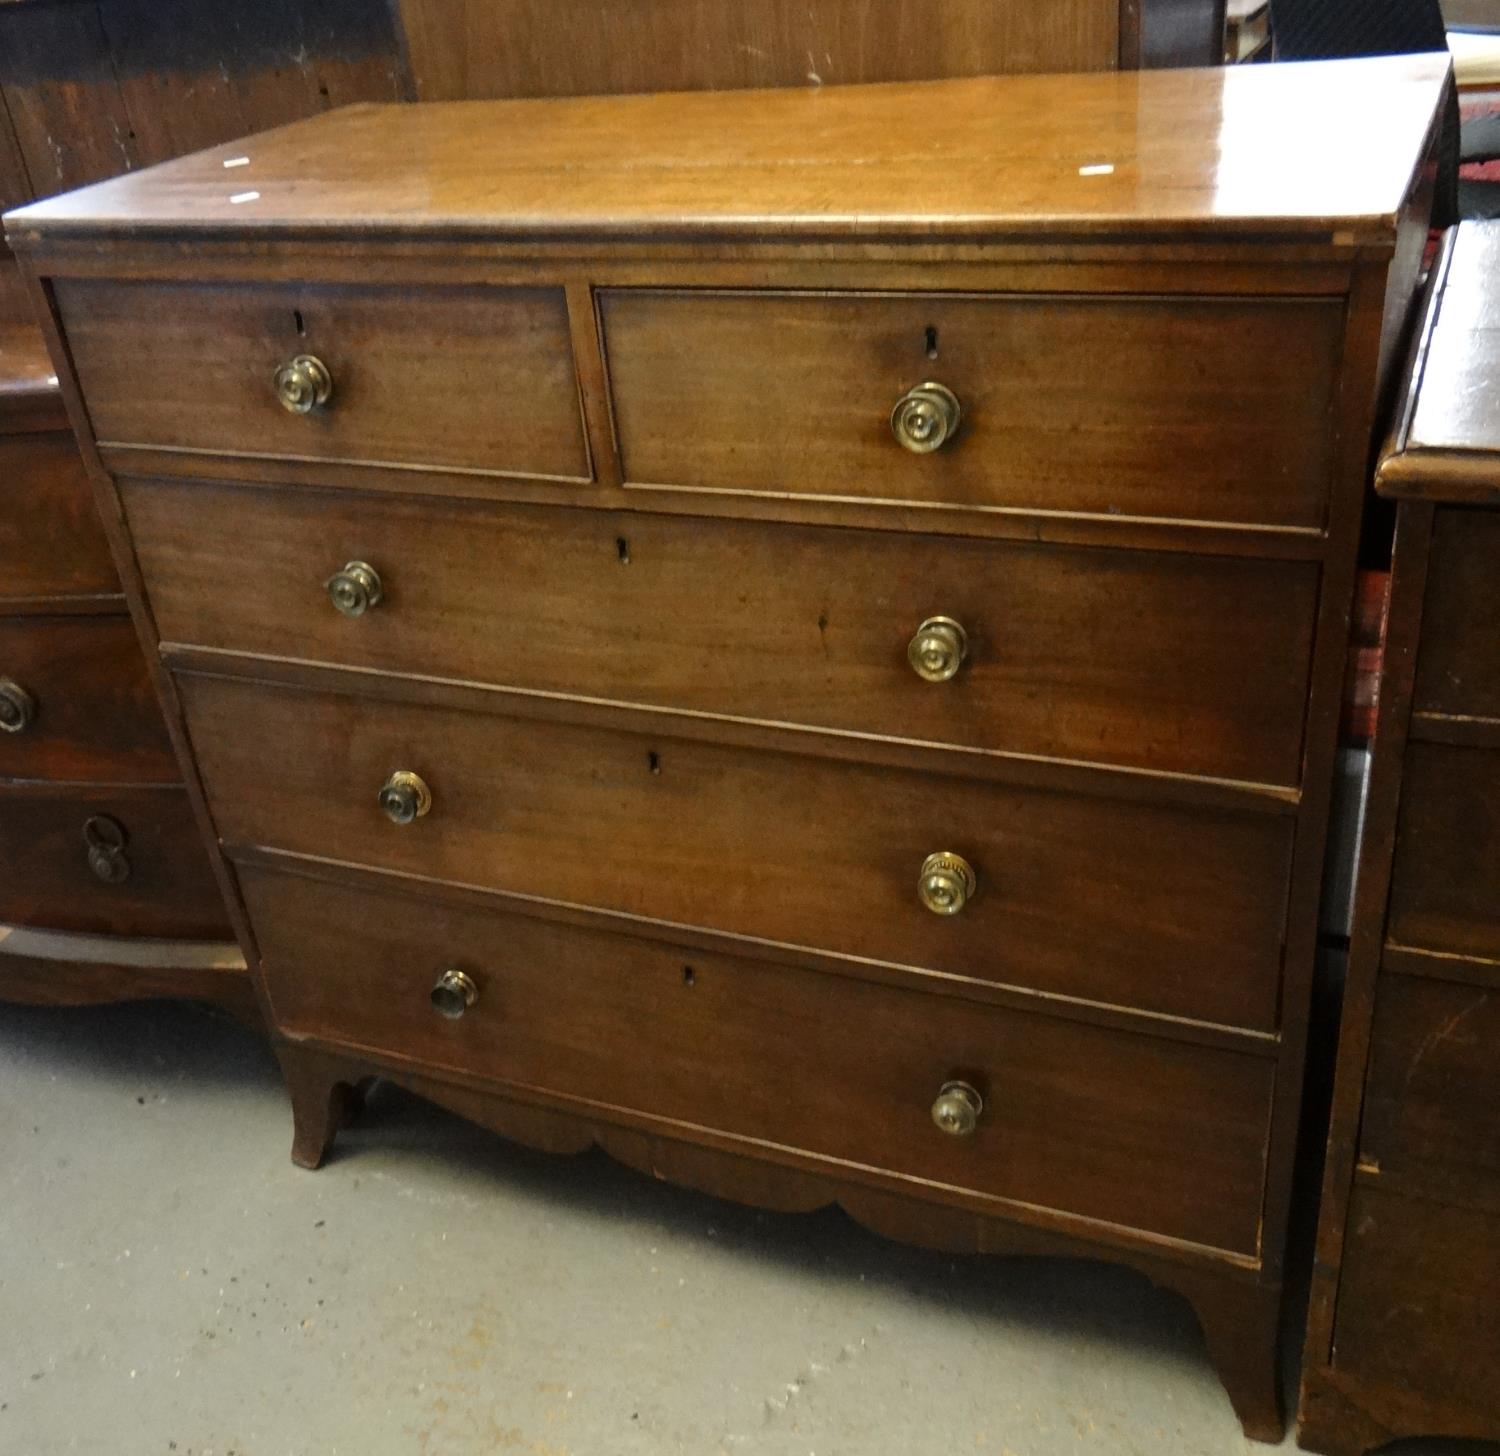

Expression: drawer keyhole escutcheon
xmin=891 ymin=381 xmax=961 ymax=453
xmin=908 ymin=617 xmax=969 ymax=683
xmin=919 ymin=851 xmax=976 ymax=915
xmin=273 ymin=353 xmax=333 ymax=414
xmin=82 ymin=814 xmax=130 ymax=885
xmin=430 ymin=968 xmax=479 ymax=1019
xmin=931 ymin=1079 xmax=983 ymax=1137
xmin=0 ymin=677 xmax=36 ymax=733
xmin=326 ymin=560 xmax=382 ymax=618
xmin=379 ymin=770 xmax=432 ymax=825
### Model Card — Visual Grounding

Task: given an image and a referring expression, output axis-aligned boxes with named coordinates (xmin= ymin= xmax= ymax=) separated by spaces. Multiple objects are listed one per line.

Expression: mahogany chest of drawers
xmin=5 ymin=55 xmax=1448 ymax=1441
xmin=1299 ymin=224 xmax=1500 ymax=1455
xmin=0 ymin=320 xmax=241 ymax=1010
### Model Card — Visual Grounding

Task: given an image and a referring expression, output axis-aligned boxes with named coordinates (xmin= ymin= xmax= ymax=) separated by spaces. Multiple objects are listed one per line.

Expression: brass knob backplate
xmin=431 ymin=968 xmax=478 ymax=1019
xmin=918 ymin=851 xmax=976 ymax=916
xmin=908 ymin=617 xmax=969 ymax=683
xmin=379 ymin=770 xmax=432 ymax=825
xmin=82 ymin=814 xmax=130 ymax=885
xmin=891 ymin=382 xmax=961 ymax=453
xmin=273 ymin=354 xmax=333 ymax=414
xmin=326 ymin=560 xmax=382 ymax=618
xmin=931 ymin=1080 xmax=983 ymax=1137
xmin=0 ymin=678 xmax=36 ymax=733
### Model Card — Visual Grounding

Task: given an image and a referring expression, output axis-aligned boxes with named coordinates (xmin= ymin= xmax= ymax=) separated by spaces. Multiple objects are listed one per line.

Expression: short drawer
xmin=244 ymin=864 xmax=1273 ymax=1254
xmin=600 ymin=289 xmax=1344 ymax=529
xmin=1331 ymin=1185 xmax=1500 ymax=1405
xmin=1388 ymin=740 xmax=1500 ymax=959
xmin=0 ymin=431 xmax=116 ymax=601
xmin=0 ymin=785 xmax=226 ymax=937
xmin=54 ymin=279 xmax=589 ymax=482
xmin=1360 ymin=969 xmax=1500 ymax=1185
xmin=1414 ymin=507 xmax=1500 ymax=720
xmin=0 ymin=615 xmax=177 ymax=783
xmin=126 ymin=478 xmax=1319 ymax=787
xmin=181 ymin=675 xmax=1295 ymax=1031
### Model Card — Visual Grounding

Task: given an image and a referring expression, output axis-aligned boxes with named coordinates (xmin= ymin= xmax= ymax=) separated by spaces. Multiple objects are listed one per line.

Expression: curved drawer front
xmin=182 ymin=675 xmax=1294 ymax=1031
xmin=127 ymin=478 xmax=1318 ymax=787
xmin=55 ymin=279 xmax=589 ymax=482
xmin=243 ymin=864 xmax=1272 ymax=1256
xmin=0 ymin=431 xmax=117 ymax=602
xmin=600 ymin=289 xmax=1343 ymax=529
xmin=0 ymin=615 xmax=177 ymax=783
xmin=0 ymin=785 xmax=227 ymax=938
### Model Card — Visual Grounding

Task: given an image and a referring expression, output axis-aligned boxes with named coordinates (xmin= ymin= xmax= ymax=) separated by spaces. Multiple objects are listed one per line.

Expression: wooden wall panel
xmin=395 ymin=0 xmax=1123 ymax=102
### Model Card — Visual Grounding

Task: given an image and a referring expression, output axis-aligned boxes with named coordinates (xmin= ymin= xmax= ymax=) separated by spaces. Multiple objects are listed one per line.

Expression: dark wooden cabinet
xmin=1298 ymin=224 xmax=1500 ymax=1455
xmin=6 ymin=56 xmax=1447 ymax=1443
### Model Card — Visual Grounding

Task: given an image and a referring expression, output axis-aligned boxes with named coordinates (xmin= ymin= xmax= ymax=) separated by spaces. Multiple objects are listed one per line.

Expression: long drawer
xmin=181 ymin=674 xmax=1294 ymax=1030
xmin=1414 ymin=507 xmax=1500 ymax=720
xmin=599 ymin=289 xmax=1344 ymax=529
xmin=54 ymin=279 xmax=590 ymax=482
xmin=243 ymin=863 xmax=1273 ymax=1255
xmin=0 ymin=615 xmax=177 ymax=783
xmin=126 ymin=477 xmax=1319 ymax=787
xmin=0 ymin=430 xmax=117 ymax=601
xmin=0 ymin=785 xmax=226 ymax=937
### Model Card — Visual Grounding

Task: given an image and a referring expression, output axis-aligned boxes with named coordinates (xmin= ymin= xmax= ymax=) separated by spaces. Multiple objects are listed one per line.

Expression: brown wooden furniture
xmin=0 ymin=321 xmax=247 ymax=1014
xmin=6 ymin=55 xmax=1448 ymax=1441
xmin=1298 ymin=224 xmax=1500 ymax=1455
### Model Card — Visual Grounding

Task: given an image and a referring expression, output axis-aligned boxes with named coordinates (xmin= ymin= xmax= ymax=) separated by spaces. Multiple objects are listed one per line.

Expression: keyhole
xmin=681 ymin=965 xmax=696 ymax=987
xmin=293 ymin=308 xmax=306 ymax=336
xmin=924 ymin=325 xmax=939 ymax=360
xmin=617 ymin=537 xmax=630 ymax=565
xmin=647 ymin=751 xmax=661 ymax=775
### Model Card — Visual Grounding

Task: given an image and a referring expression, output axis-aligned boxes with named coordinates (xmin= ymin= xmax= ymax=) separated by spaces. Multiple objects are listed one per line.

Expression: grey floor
xmin=0 ymin=1002 xmax=1482 ymax=1456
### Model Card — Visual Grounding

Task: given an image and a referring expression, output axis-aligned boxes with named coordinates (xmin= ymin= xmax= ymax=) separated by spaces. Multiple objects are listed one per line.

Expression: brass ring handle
xmin=326 ymin=560 xmax=382 ymax=618
xmin=0 ymin=677 xmax=36 ymax=733
xmin=379 ymin=770 xmax=431 ymax=825
xmin=273 ymin=354 xmax=333 ymax=414
xmin=918 ymin=851 xmax=976 ymax=916
xmin=908 ymin=617 xmax=969 ymax=683
xmin=931 ymin=1079 xmax=983 ymax=1138
xmin=82 ymin=814 xmax=130 ymax=885
xmin=891 ymin=382 xmax=961 ymax=453
xmin=430 ymin=968 xmax=478 ymax=1019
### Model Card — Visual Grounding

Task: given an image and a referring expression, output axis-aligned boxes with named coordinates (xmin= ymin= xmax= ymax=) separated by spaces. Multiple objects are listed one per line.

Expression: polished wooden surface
xmin=12 ymin=61 xmax=1447 ymax=1445
xmin=124 ymin=477 xmax=1319 ymax=787
xmin=5 ymin=56 xmax=1450 ymax=244
xmin=602 ymin=289 xmax=1343 ymax=528
xmin=0 ymin=427 xmax=115 ymax=602
xmin=245 ymin=862 xmax=1273 ymax=1254
xmin=1300 ymin=228 xmax=1500 ymax=1456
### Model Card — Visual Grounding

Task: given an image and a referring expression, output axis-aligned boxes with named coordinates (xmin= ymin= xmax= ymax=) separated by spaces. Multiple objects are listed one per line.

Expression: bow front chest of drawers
xmin=5 ymin=55 xmax=1449 ymax=1441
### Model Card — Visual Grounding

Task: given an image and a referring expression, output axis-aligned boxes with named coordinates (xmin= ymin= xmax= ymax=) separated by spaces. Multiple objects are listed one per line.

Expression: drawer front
xmin=600 ymin=290 xmax=1344 ymax=529
xmin=1332 ymin=1185 xmax=1500 ymax=1404
xmin=1361 ymin=970 xmax=1500 ymax=1184
xmin=1388 ymin=740 xmax=1500 ymax=959
xmin=0 ymin=786 xmax=226 ymax=937
xmin=243 ymin=865 xmax=1272 ymax=1254
xmin=0 ymin=431 xmax=117 ymax=601
xmin=1415 ymin=507 xmax=1500 ymax=720
xmin=0 ymin=615 xmax=177 ymax=783
xmin=125 ymin=478 xmax=1319 ymax=786
xmin=55 ymin=279 xmax=589 ymax=482
xmin=182 ymin=676 xmax=1294 ymax=1030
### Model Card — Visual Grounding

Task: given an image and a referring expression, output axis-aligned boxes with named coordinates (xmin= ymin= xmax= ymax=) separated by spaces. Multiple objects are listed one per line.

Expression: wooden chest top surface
xmin=4 ymin=54 xmax=1450 ymax=248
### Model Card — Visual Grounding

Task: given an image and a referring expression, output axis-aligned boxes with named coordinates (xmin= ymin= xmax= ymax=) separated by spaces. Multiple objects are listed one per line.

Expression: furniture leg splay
xmin=5 ymin=56 xmax=1449 ymax=1440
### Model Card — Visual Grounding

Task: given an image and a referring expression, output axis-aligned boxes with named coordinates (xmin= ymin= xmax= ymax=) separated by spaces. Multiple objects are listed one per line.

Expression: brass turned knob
xmin=430 ymin=968 xmax=478 ymax=1019
xmin=931 ymin=1080 xmax=983 ymax=1138
xmin=379 ymin=770 xmax=432 ymax=825
xmin=908 ymin=617 xmax=969 ymax=683
xmin=0 ymin=678 xmax=36 ymax=733
xmin=918 ymin=851 xmax=976 ymax=916
xmin=326 ymin=560 xmax=382 ymax=618
xmin=891 ymin=382 xmax=961 ymax=453
xmin=273 ymin=354 xmax=333 ymax=414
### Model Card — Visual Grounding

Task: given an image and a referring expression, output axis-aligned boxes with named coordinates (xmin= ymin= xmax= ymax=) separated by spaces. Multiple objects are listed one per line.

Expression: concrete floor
xmin=0 ymin=1002 xmax=1481 ymax=1456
